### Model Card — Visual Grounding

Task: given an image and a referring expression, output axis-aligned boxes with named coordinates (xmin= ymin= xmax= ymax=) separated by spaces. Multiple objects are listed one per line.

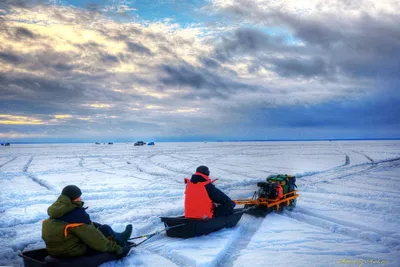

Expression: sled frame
xmin=234 ymin=190 xmax=299 ymax=211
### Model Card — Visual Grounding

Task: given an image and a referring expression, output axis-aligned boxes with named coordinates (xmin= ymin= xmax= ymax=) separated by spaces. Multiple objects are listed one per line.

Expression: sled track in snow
xmin=217 ymin=215 xmax=265 ymax=267
xmin=140 ymin=215 xmax=266 ymax=267
xmin=352 ymin=150 xmax=375 ymax=163
xmin=22 ymin=156 xmax=34 ymax=173
xmin=78 ymin=156 xmax=121 ymax=176
xmin=284 ymin=156 xmax=400 ymax=249
xmin=345 ymin=154 xmax=350 ymax=165
xmin=282 ymin=209 xmax=400 ymax=249
xmin=25 ymin=172 xmax=55 ymax=192
xmin=18 ymin=156 xmax=55 ymax=192
xmin=0 ymin=156 xmax=17 ymax=169
xmin=298 ymin=156 xmax=400 ymax=188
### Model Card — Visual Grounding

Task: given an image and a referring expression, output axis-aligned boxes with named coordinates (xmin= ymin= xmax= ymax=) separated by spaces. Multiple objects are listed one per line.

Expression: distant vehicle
xmin=134 ymin=141 xmax=146 ymax=146
xmin=108 ymin=142 xmax=113 ymax=145
xmin=95 ymin=142 xmax=100 ymax=145
xmin=147 ymin=142 xmax=155 ymax=146
xmin=4 ymin=143 xmax=10 ymax=146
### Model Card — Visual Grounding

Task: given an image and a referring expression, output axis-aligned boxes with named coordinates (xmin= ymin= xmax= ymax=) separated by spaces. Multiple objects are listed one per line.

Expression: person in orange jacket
xmin=184 ymin=166 xmax=235 ymax=219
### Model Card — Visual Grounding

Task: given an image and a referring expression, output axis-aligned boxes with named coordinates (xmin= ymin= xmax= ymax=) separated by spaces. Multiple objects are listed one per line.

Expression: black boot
xmin=114 ymin=224 xmax=132 ymax=247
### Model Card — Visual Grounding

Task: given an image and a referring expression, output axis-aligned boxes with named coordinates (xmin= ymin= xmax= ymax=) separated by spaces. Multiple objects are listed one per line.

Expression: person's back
xmin=184 ymin=166 xmax=235 ymax=219
xmin=42 ymin=185 xmax=130 ymax=257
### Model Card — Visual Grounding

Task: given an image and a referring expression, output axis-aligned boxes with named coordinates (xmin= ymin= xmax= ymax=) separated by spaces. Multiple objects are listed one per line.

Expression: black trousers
xmin=214 ymin=201 xmax=235 ymax=217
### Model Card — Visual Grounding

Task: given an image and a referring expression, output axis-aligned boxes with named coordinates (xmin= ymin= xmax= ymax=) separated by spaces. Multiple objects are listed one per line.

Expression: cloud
xmin=126 ymin=41 xmax=153 ymax=55
xmin=0 ymin=114 xmax=45 ymax=125
xmin=206 ymin=0 xmax=400 ymax=81
xmin=270 ymin=57 xmax=331 ymax=78
xmin=0 ymin=51 xmax=24 ymax=64
xmin=0 ymin=1 xmax=399 ymax=141
xmin=159 ymin=62 xmax=259 ymax=100
xmin=14 ymin=26 xmax=36 ymax=39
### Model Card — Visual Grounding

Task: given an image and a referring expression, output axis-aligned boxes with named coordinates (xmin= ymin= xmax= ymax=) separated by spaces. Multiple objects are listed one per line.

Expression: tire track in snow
xmin=0 ymin=156 xmax=17 ymax=169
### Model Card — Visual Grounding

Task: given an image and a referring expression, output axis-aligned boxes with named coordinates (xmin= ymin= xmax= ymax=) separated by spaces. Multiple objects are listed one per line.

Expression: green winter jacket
xmin=42 ymin=194 xmax=123 ymax=257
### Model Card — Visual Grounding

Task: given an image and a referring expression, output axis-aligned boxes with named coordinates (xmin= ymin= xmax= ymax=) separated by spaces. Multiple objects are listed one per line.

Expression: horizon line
xmin=2 ymin=137 xmax=400 ymax=144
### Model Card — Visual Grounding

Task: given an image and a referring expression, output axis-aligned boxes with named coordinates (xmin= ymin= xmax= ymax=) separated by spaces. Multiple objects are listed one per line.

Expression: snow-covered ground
xmin=0 ymin=141 xmax=399 ymax=267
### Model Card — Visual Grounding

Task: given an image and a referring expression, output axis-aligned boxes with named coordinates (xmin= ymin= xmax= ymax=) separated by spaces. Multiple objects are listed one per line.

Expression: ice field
xmin=0 ymin=141 xmax=399 ymax=266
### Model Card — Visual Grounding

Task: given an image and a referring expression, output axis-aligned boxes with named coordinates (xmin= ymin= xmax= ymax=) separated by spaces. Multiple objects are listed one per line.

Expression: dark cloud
xmin=52 ymin=63 xmax=75 ymax=72
xmin=211 ymin=2 xmax=400 ymax=81
xmin=0 ymin=51 xmax=24 ymax=64
xmin=0 ymin=47 xmax=79 ymax=73
xmin=199 ymin=57 xmax=220 ymax=68
xmin=0 ymin=74 xmax=85 ymax=101
xmin=75 ymin=41 xmax=104 ymax=51
xmin=270 ymin=57 xmax=333 ymax=78
xmin=0 ymin=0 xmax=28 ymax=8
xmin=159 ymin=62 xmax=256 ymax=99
xmin=161 ymin=64 xmax=208 ymax=89
xmin=126 ymin=41 xmax=153 ymax=56
xmin=15 ymin=27 xmax=36 ymax=39
xmin=215 ymin=28 xmax=285 ymax=60
xmin=101 ymin=54 xmax=120 ymax=64
xmin=244 ymin=88 xmax=400 ymax=130
xmin=0 ymin=100 xmax=67 ymax=116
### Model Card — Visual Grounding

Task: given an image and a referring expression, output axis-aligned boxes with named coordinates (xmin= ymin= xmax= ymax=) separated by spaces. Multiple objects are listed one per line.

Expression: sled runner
xmin=160 ymin=208 xmax=245 ymax=238
xmin=19 ymin=242 xmax=135 ymax=267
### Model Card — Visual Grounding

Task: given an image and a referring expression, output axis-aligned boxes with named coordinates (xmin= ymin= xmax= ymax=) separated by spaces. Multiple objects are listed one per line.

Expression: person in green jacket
xmin=42 ymin=185 xmax=132 ymax=257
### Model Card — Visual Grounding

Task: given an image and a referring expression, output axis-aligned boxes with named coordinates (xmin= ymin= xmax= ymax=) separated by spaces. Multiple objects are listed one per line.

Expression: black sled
xmin=160 ymin=208 xmax=245 ymax=238
xmin=19 ymin=242 xmax=134 ymax=267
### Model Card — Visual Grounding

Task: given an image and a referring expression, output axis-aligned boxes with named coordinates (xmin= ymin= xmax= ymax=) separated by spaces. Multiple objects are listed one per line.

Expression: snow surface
xmin=0 ymin=141 xmax=399 ymax=267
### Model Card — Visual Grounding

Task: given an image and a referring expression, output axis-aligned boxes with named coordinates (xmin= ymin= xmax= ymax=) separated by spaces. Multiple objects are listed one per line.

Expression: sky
xmin=0 ymin=0 xmax=399 ymax=142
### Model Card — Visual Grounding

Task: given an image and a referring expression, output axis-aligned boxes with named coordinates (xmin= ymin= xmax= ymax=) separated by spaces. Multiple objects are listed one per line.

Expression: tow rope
xmin=127 ymin=223 xmax=186 ymax=247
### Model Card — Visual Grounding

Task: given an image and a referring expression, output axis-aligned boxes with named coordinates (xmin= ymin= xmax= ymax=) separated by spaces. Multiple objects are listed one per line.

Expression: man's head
xmin=196 ymin=165 xmax=210 ymax=176
xmin=61 ymin=185 xmax=82 ymax=202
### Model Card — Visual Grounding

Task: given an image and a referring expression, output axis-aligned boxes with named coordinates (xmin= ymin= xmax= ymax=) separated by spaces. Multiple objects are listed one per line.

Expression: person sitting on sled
xmin=184 ymin=165 xmax=236 ymax=219
xmin=42 ymin=185 xmax=132 ymax=257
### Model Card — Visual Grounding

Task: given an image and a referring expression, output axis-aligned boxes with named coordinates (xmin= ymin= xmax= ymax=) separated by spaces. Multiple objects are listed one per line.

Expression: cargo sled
xmin=160 ymin=208 xmax=245 ymax=238
xmin=19 ymin=242 xmax=134 ymax=267
xmin=234 ymin=174 xmax=299 ymax=217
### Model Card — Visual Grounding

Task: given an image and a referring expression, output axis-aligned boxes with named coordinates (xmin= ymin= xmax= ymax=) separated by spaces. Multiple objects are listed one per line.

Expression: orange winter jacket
xmin=184 ymin=173 xmax=214 ymax=219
